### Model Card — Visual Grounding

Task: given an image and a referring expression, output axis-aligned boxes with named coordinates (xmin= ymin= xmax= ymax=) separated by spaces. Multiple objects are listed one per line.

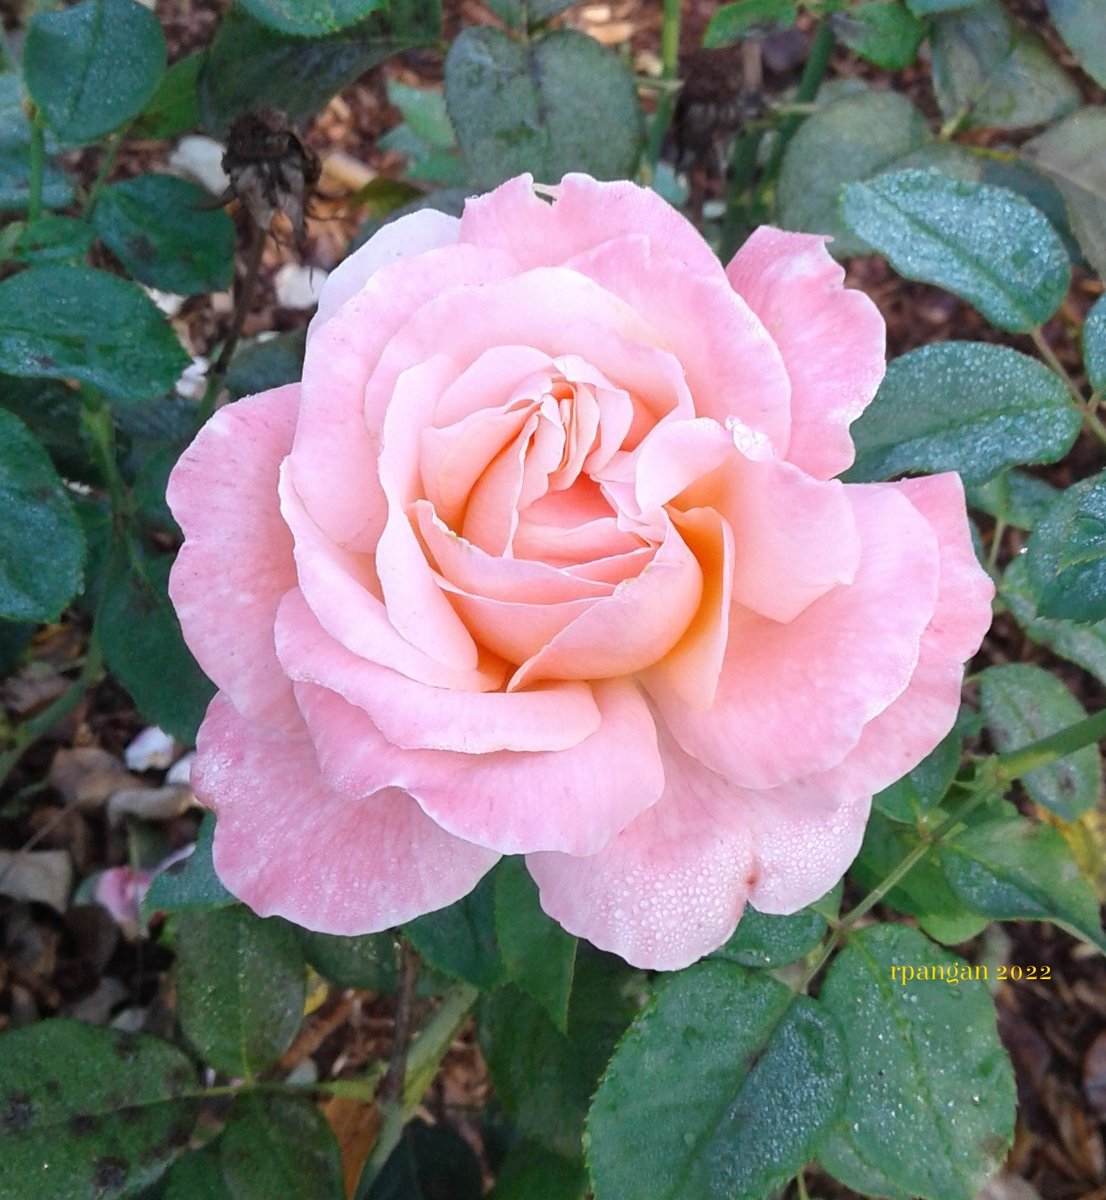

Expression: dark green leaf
xmin=142 ymin=813 xmax=236 ymax=918
xmin=831 ymin=2 xmax=926 ymax=70
xmin=444 ymin=28 xmax=643 ymax=191
xmin=134 ymin=53 xmax=203 ymax=139
xmin=979 ymin=157 xmax=1081 ymax=264
xmin=406 ymin=870 xmax=504 ymax=989
xmin=98 ymin=548 xmax=215 ymax=742
xmin=904 ymin=0 xmax=984 ymax=12
xmin=818 ymin=1128 xmax=910 ymax=1200
xmin=225 ymin=331 xmax=307 ymax=401
xmin=0 ymin=1020 xmax=198 ymax=1200
xmin=1024 ymin=108 xmax=1106 ymax=281
xmin=93 ymin=175 xmax=236 ymax=295
xmin=846 ymin=342 xmax=1079 ymax=484
xmin=874 ymin=730 xmax=961 ymax=824
xmin=712 ymin=901 xmax=828 ymax=968
xmin=1045 ymin=0 xmax=1106 ymax=88
xmin=966 ymin=469 xmax=1058 ymax=532
xmin=0 ymin=74 xmax=73 ymax=214
xmin=10 ymin=215 xmax=94 ymax=266
xmin=0 ymin=266 xmax=188 ymax=407
xmin=23 ymin=0 xmax=167 ymax=145
xmin=174 ymin=906 xmax=305 ymax=1077
xmin=1085 ymin=294 xmax=1106 ymax=393
xmin=0 ymin=621 xmax=33 ymax=677
xmin=161 ymin=1144 xmax=230 ymax=1200
xmin=931 ymin=0 xmax=1079 ymax=130
xmin=387 ymin=81 xmax=455 ymax=149
xmin=939 ymin=816 xmax=1106 ymax=950
xmin=588 ymin=963 xmax=845 ymax=1200
xmin=479 ymin=952 xmax=635 ymax=1159
xmin=0 ymin=409 xmax=84 ymax=623
xmin=483 ymin=0 xmax=584 ymax=29
xmin=199 ymin=0 xmax=441 ymax=134
xmin=843 ymin=170 xmax=1071 ymax=331
xmin=1001 ymin=554 xmax=1106 ymax=687
xmin=820 ymin=925 xmax=1015 ymax=1200
xmin=360 ymin=1118 xmax=482 ymax=1200
xmin=0 ymin=376 xmax=92 ymax=484
xmin=495 ymin=858 xmax=576 ymax=1032
xmin=776 ymin=90 xmax=931 ymax=256
xmin=703 ymin=0 xmax=798 ymax=45
xmin=239 ymin=0 xmax=385 ymax=36
xmin=298 ymin=930 xmax=397 ymax=991
xmin=979 ymin=664 xmax=1101 ymax=819
xmin=220 ymin=1095 xmax=343 ymax=1200
xmin=489 ymin=1140 xmax=587 ymax=1200
xmin=1026 ymin=471 xmax=1106 ymax=624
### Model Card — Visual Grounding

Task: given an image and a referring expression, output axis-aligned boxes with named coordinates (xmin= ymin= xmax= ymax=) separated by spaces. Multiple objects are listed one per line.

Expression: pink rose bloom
xmin=168 ymin=174 xmax=993 ymax=971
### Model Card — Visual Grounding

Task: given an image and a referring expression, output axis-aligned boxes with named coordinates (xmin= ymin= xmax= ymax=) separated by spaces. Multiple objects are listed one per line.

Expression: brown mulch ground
xmin=2 ymin=0 xmax=1106 ymax=1195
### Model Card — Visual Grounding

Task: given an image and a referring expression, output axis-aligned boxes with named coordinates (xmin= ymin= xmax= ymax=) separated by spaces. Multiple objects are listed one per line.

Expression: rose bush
xmin=168 ymin=173 xmax=993 ymax=971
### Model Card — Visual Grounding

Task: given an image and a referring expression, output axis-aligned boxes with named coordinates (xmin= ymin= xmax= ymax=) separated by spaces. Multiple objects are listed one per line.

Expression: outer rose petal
xmin=294 ymin=677 xmax=664 ymax=857
xmin=527 ymin=732 xmax=755 ymax=971
xmin=726 ymin=227 xmax=885 ymax=480
xmin=166 ymin=385 xmax=300 ymax=732
xmin=193 ymin=694 xmax=499 ymax=933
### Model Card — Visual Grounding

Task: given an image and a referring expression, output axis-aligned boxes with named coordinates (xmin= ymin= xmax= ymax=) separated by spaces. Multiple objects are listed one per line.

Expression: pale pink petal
xmin=310 ymin=208 xmax=461 ymax=330
xmin=194 ymin=694 xmax=499 ymax=934
xmin=458 ymin=411 xmax=535 ymax=556
xmin=167 ymin=385 xmax=300 ymax=732
xmin=275 ymin=589 xmax=599 ymax=753
xmin=649 ymin=487 xmax=940 ymax=789
xmin=432 ymin=344 xmax=554 ymax=427
xmin=510 ymin=516 xmax=703 ymax=687
xmin=278 ymin=463 xmax=505 ymax=691
xmin=295 ymin=678 xmax=664 ymax=856
xmin=568 ymin=235 xmax=792 ymax=453
xmin=726 ymin=227 xmax=885 ymax=480
xmin=290 ymin=243 xmax=518 ymax=551
xmin=527 ymin=731 xmax=756 ymax=971
xmin=459 ymin=173 xmax=726 ymax=279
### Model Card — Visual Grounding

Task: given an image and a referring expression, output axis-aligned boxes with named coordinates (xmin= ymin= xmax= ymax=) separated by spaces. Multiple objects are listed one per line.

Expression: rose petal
xmin=194 ymin=694 xmax=499 ymax=934
xmin=167 ymin=385 xmax=300 ymax=732
xmin=726 ymin=227 xmax=885 ymax=480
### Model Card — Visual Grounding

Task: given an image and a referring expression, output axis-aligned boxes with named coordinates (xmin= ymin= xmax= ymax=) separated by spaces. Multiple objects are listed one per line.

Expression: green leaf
xmin=1045 ymin=0 xmax=1106 ymax=88
xmin=979 ymin=156 xmax=1081 ymax=263
xmin=0 ymin=74 xmax=73 ymax=215
xmin=489 ymin=1140 xmax=587 ymax=1200
xmin=931 ymin=0 xmax=1079 ymax=130
xmin=174 ymin=906 xmax=305 ymax=1077
xmin=711 ymin=900 xmax=829 ymax=968
xmin=1025 ymin=472 xmax=1106 ymax=623
xmin=1024 ymin=108 xmax=1106 ymax=280
xmin=483 ymin=0 xmax=584 ymax=29
xmin=23 ymin=0 xmax=167 ymax=145
xmin=776 ymin=90 xmax=931 ymax=257
xmin=0 ymin=266 xmax=188 ymax=407
xmin=444 ymin=28 xmax=643 ymax=192
xmin=0 ymin=409 xmax=84 ymax=623
xmin=819 ymin=925 xmax=1015 ymax=1200
xmin=874 ymin=730 xmax=961 ymax=824
xmin=979 ymin=664 xmax=1101 ymax=818
xmin=703 ymin=0 xmax=798 ymax=45
xmin=1085 ymin=294 xmax=1106 ymax=393
xmin=142 ymin=812 xmax=236 ymax=918
xmin=479 ymin=952 xmax=635 ymax=1160
xmin=843 ymin=170 xmax=1071 ymax=331
xmin=938 ymin=816 xmax=1106 ymax=950
xmin=9 ymin=215 xmax=94 ymax=266
xmin=831 ymin=3 xmax=926 ymax=70
xmin=161 ymin=1143 xmax=230 ymax=1200
xmin=904 ymin=0 xmax=983 ymax=13
xmin=93 ymin=175 xmax=236 ymax=295
xmin=818 ymin=1128 xmax=910 ymax=1200
xmin=238 ymin=0 xmax=385 ymax=36
xmin=225 ymin=331 xmax=307 ymax=402
xmin=98 ymin=548 xmax=215 ymax=743
xmin=967 ymin=469 xmax=1058 ymax=532
xmin=298 ymin=930 xmax=397 ymax=991
xmin=387 ymin=81 xmax=455 ymax=149
xmin=495 ymin=858 xmax=577 ymax=1032
xmin=846 ymin=342 xmax=1079 ymax=485
xmin=0 ymin=1020 xmax=198 ymax=1200
xmin=360 ymin=1118 xmax=482 ymax=1200
xmin=1001 ymin=554 xmax=1106 ymax=687
xmin=220 ymin=1095 xmax=343 ymax=1200
xmin=199 ymin=0 xmax=441 ymax=134
xmin=406 ymin=870 xmax=504 ymax=989
xmin=134 ymin=53 xmax=203 ymax=139
xmin=587 ymin=963 xmax=846 ymax=1200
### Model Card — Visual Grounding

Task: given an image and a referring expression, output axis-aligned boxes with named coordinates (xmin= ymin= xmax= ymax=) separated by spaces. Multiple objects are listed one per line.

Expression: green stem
xmin=27 ymin=108 xmax=46 ymax=225
xmin=994 ymin=707 xmax=1106 ymax=782
xmin=81 ymin=125 xmax=129 ymax=220
xmin=1030 ymin=326 xmax=1106 ymax=450
xmin=80 ymin=391 xmax=130 ymax=524
xmin=985 ymin=517 xmax=1006 ymax=575
xmin=644 ymin=0 xmax=682 ymax=173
